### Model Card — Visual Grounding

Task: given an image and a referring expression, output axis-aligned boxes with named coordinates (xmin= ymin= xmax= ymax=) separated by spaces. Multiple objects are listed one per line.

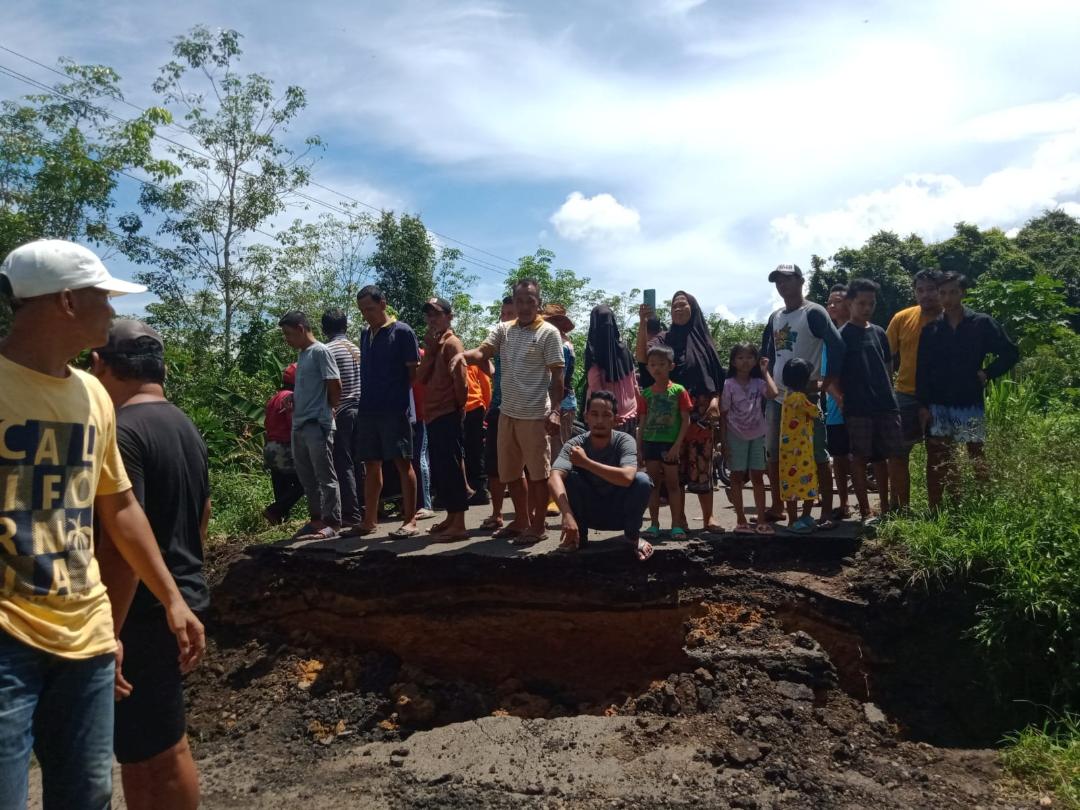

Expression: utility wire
xmin=0 ymin=43 xmax=518 ymax=272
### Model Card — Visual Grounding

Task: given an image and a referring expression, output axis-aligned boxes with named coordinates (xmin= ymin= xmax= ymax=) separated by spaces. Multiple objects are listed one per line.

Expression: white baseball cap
xmin=0 ymin=239 xmax=146 ymax=299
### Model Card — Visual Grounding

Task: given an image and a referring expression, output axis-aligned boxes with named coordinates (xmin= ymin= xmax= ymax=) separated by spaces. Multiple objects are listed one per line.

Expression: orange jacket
xmin=465 ymin=364 xmax=492 ymax=413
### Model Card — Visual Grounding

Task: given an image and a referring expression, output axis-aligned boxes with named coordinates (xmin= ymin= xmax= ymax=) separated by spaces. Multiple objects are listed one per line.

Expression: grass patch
xmin=1002 ymin=715 xmax=1080 ymax=808
xmin=208 ymin=466 xmax=307 ymax=544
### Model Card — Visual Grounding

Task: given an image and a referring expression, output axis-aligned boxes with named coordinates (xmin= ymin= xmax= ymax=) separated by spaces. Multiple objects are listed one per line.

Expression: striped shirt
xmin=481 ymin=318 xmax=564 ymax=420
xmin=326 ymin=333 xmax=361 ymax=407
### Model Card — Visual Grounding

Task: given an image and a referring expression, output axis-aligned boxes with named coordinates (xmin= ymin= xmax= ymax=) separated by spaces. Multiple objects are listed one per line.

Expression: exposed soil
xmin=179 ymin=535 xmax=1044 ymax=808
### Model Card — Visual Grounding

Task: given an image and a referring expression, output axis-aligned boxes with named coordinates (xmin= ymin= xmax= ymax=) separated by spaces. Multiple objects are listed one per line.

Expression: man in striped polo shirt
xmin=321 ymin=308 xmax=363 ymax=532
xmin=451 ymin=279 xmax=564 ymax=543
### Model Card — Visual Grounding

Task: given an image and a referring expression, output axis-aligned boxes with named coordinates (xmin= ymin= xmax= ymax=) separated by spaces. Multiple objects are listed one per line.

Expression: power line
xmin=0 ymin=43 xmax=519 ymax=272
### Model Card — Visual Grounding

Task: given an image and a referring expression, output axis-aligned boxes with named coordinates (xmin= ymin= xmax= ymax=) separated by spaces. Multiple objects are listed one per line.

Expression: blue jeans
xmin=0 ymin=632 xmax=115 ymax=810
xmin=412 ymin=421 xmax=432 ymax=510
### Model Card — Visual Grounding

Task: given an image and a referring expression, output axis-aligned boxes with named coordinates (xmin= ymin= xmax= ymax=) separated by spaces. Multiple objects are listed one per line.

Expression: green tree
xmin=496 ymin=248 xmax=591 ymax=322
xmin=0 ymin=58 xmax=176 ymax=330
xmin=368 ymin=210 xmax=463 ymax=330
xmin=1014 ymin=209 xmax=1080 ymax=324
xmin=932 ymin=221 xmax=1037 ymax=283
xmin=272 ymin=204 xmax=375 ymax=330
xmin=134 ymin=25 xmax=322 ymax=361
xmin=965 ymin=274 xmax=1076 ymax=355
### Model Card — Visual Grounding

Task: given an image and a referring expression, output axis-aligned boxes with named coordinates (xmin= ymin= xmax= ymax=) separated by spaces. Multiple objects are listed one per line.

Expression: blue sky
xmin=4 ymin=0 xmax=1080 ymax=322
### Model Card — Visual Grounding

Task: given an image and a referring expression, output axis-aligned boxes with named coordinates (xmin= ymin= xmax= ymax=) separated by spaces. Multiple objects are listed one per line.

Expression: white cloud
xmin=770 ymin=127 xmax=1080 ymax=255
xmin=550 ymin=192 xmax=641 ymax=242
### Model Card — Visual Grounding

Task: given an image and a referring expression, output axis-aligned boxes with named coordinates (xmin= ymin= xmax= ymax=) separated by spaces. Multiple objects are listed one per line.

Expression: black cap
xmin=768 ymin=263 xmax=804 ymax=282
xmin=422 ymin=297 xmax=452 ymax=315
xmin=99 ymin=318 xmax=164 ymax=357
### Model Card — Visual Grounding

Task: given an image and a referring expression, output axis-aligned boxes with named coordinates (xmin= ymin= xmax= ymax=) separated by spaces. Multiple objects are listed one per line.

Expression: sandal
xmin=338 ymin=524 xmax=374 ymax=538
xmin=429 ymin=531 xmax=471 ymax=543
xmin=492 ymin=526 xmax=523 ymax=539
xmin=298 ymin=525 xmax=339 ymax=541
xmin=755 ymin=522 xmax=775 ymax=536
xmin=480 ymin=516 xmax=504 ymax=530
xmin=414 ymin=508 xmax=436 ymax=521
xmin=389 ymin=525 xmax=421 ymax=539
xmin=511 ymin=533 xmax=547 ymax=546
xmin=733 ymin=523 xmax=755 ymax=535
xmin=290 ymin=522 xmax=319 ymax=540
xmin=641 ymin=524 xmax=661 ymax=539
xmin=785 ymin=516 xmax=817 ymax=535
xmin=670 ymin=527 xmax=688 ymax=540
xmin=636 ymin=537 xmax=654 ymax=562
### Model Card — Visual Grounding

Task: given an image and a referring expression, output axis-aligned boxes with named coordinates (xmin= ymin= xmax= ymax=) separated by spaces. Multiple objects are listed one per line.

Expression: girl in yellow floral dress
xmin=779 ymin=358 xmax=820 ymax=534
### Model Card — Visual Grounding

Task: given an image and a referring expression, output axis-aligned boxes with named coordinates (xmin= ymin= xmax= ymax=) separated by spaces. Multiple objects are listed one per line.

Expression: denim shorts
xmin=0 ymin=632 xmax=115 ymax=810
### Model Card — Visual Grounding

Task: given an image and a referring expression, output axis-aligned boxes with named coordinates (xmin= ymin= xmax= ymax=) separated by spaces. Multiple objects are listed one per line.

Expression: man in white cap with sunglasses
xmin=0 ymin=239 xmax=205 ymax=810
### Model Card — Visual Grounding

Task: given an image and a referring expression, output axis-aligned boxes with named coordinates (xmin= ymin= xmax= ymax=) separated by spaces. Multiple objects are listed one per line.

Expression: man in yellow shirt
xmin=884 ymin=269 xmax=943 ymax=509
xmin=0 ymin=240 xmax=205 ymax=810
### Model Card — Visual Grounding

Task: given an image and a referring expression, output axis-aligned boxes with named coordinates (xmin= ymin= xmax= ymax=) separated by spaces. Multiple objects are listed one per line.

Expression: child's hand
xmin=759 ymin=356 xmax=770 ymax=374
xmin=663 ymin=445 xmax=681 ymax=463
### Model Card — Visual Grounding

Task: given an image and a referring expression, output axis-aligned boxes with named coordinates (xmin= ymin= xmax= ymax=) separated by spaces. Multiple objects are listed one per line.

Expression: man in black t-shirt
xmin=838 ymin=279 xmax=905 ymax=524
xmin=549 ymin=391 xmax=653 ymax=561
xmin=93 ymin=319 xmax=209 ymax=810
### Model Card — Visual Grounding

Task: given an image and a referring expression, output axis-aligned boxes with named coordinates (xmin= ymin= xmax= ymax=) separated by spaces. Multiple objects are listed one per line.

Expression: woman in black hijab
xmin=584 ymin=305 xmax=639 ymax=434
xmin=635 ymin=291 xmax=726 ymax=533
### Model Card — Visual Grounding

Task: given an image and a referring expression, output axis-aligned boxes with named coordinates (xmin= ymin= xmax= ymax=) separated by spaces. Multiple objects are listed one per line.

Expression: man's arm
xmin=568 ymin=445 xmax=636 ymax=487
xmin=548 ymin=364 xmax=565 ymax=411
xmin=200 ymin=497 xmax=211 ymax=546
xmin=760 ymin=317 xmax=775 ymax=369
xmin=95 ymin=490 xmax=205 ymax=672
xmin=885 ymin=316 xmax=902 ymax=377
xmin=982 ymin=316 xmax=1020 ymax=381
xmin=449 ymin=338 xmax=469 ymax=409
xmin=326 ymin=378 xmax=342 ymax=411
xmin=808 ymin=306 xmax=845 ymax=390
xmin=548 ymin=469 xmax=579 ymax=549
xmin=450 ymin=344 xmax=495 ymax=373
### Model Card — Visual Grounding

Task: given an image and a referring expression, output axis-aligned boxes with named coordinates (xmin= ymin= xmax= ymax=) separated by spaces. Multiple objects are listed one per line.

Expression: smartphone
xmin=643 ymin=289 xmax=656 ymax=310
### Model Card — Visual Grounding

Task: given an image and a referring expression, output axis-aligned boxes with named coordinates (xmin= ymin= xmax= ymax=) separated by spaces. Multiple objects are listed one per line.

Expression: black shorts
xmin=355 ymin=411 xmax=413 ymax=461
xmin=897 ymin=392 xmax=925 ymax=448
xmin=846 ymin=412 xmax=905 ymax=461
xmin=642 ymin=440 xmax=677 ymax=463
xmin=485 ymin=408 xmax=501 ymax=480
xmin=114 ymin=610 xmax=190 ymax=764
xmin=826 ymin=423 xmax=850 ymax=457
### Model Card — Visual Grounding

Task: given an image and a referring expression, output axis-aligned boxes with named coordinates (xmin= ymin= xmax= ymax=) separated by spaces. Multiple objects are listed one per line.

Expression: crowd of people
xmin=263 ymin=260 xmax=1019 ymax=555
xmin=0 ymin=238 xmax=1019 ymax=808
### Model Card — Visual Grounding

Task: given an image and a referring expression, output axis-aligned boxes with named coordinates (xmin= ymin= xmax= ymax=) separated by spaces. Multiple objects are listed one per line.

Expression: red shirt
xmin=264 ymin=390 xmax=294 ymax=444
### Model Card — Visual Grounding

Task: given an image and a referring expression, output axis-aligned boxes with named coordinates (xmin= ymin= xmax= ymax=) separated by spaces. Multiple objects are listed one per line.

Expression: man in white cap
xmin=0 ymin=240 xmax=205 ymax=810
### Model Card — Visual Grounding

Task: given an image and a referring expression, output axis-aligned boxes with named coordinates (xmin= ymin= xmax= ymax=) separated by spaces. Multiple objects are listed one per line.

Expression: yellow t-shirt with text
xmin=885 ymin=305 xmax=937 ymax=396
xmin=0 ymin=354 xmax=130 ymax=659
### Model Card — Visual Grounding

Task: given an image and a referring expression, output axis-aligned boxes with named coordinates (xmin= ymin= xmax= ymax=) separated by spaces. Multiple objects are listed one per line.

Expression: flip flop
xmin=670 ymin=527 xmax=688 ymax=540
xmin=762 ymin=509 xmax=786 ymax=523
xmin=492 ymin=526 xmax=523 ymax=539
xmin=755 ymin=522 xmax=775 ymax=536
xmin=338 ymin=524 xmax=375 ymax=538
xmin=479 ymin=516 xmax=503 ymax=530
xmin=816 ymin=518 xmax=838 ymax=531
xmin=636 ymin=537 xmax=654 ymax=562
xmin=414 ymin=508 xmax=437 ymax=521
xmin=511 ymin=533 xmax=547 ymax=546
xmin=733 ymin=523 xmax=756 ymax=535
xmin=641 ymin=524 xmax=661 ymax=539
xmin=429 ymin=532 xmax=471 ymax=543
xmin=389 ymin=526 xmax=421 ymax=539
xmin=290 ymin=522 xmax=319 ymax=540
xmin=784 ymin=516 xmax=816 ymax=535
xmin=298 ymin=526 xmax=339 ymax=541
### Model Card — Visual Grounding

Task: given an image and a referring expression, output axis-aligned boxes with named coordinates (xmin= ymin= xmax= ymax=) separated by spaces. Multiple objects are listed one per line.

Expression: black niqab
xmin=584 ymin=304 xmax=635 ymax=383
xmin=653 ymin=291 xmax=725 ymax=396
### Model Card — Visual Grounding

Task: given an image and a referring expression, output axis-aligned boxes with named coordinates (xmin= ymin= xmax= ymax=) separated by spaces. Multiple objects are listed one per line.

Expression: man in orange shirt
xmin=464 ymin=363 xmax=492 ymax=504
xmin=884 ymin=269 xmax=942 ymax=509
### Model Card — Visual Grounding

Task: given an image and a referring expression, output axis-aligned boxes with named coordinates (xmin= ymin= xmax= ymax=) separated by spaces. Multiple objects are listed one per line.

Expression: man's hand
xmin=663 ymin=444 xmax=681 ymax=464
xmin=164 ymin=598 xmax=206 ymax=674
xmin=559 ymin=513 xmax=580 ymax=550
xmin=919 ymin=407 xmax=932 ymax=431
xmin=568 ymin=445 xmax=589 ymax=468
xmin=638 ymin=303 xmax=654 ymax=322
xmin=546 ymin=410 xmax=562 ymax=436
xmin=114 ymin=639 xmax=133 ymax=701
xmin=448 ymin=352 xmax=466 ymax=374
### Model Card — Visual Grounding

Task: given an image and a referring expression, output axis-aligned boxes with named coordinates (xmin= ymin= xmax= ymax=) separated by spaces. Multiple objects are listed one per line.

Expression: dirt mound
xmin=183 ymin=537 xmax=1038 ymax=808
